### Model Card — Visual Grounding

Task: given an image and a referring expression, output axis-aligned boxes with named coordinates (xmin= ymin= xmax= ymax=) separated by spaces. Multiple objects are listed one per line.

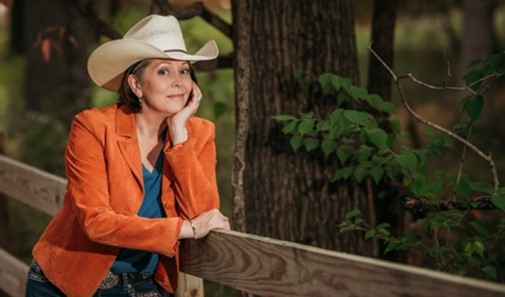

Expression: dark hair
xmin=118 ymin=59 xmax=198 ymax=113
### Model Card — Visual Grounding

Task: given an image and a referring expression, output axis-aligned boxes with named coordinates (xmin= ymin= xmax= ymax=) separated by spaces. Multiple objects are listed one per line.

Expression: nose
xmin=171 ymin=73 xmax=184 ymax=88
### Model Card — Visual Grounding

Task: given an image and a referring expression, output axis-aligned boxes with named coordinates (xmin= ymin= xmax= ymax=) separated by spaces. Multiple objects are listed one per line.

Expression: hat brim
xmin=87 ymin=39 xmax=218 ymax=91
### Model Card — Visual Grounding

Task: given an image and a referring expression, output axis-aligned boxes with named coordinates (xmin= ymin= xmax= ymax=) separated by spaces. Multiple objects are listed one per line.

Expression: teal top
xmin=111 ymin=150 xmax=165 ymax=274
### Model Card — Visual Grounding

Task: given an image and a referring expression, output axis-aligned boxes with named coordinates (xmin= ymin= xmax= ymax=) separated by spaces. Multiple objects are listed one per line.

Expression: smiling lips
xmin=167 ymin=94 xmax=185 ymax=100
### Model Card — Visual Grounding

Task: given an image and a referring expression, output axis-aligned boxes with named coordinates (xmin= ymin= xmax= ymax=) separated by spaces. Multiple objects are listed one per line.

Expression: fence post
xmin=0 ymin=132 xmax=9 ymax=250
xmin=176 ymin=272 xmax=204 ymax=297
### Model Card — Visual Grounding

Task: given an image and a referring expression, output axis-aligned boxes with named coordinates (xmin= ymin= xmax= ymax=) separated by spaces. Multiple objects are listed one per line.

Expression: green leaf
xmin=332 ymin=167 xmax=353 ymax=182
xmin=357 ymin=146 xmax=372 ymax=162
xmin=465 ymin=96 xmax=484 ymax=120
xmin=473 ymin=240 xmax=485 ymax=257
xmin=330 ymin=74 xmax=345 ymax=90
xmin=377 ymin=222 xmax=391 ymax=229
xmin=336 ymin=146 xmax=353 ymax=164
xmin=491 ymin=193 xmax=505 ymax=211
xmin=470 ymin=221 xmax=490 ymax=237
xmin=321 ymin=140 xmax=338 ymax=157
xmin=290 ymin=136 xmax=304 ymax=151
xmin=343 ymin=110 xmax=371 ymax=127
xmin=348 ymin=85 xmax=368 ymax=99
xmin=486 ymin=54 xmax=503 ymax=71
xmin=370 ymin=167 xmax=384 ymax=184
xmin=316 ymin=120 xmax=330 ymax=131
xmin=336 ymin=90 xmax=349 ymax=106
xmin=366 ymin=128 xmax=388 ymax=149
xmin=319 ymin=72 xmax=333 ymax=89
xmin=293 ymin=68 xmax=303 ymax=79
xmin=482 ymin=265 xmax=498 ymax=280
xmin=366 ymin=94 xmax=396 ymax=113
xmin=365 ymin=229 xmax=376 ymax=240
xmin=469 ymin=181 xmax=494 ymax=195
xmin=354 ymin=167 xmax=368 ymax=182
xmin=272 ymin=114 xmax=297 ymax=121
xmin=394 ymin=151 xmax=418 ymax=173
xmin=408 ymin=177 xmax=423 ymax=197
xmin=304 ymin=137 xmax=320 ymax=152
xmin=463 ymin=69 xmax=482 ymax=91
xmin=345 ymin=209 xmax=361 ymax=219
xmin=298 ymin=119 xmax=315 ymax=136
xmin=378 ymin=228 xmax=390 ymax=236
xmin=454 ymin=180 xmax=471 ymax=199
xmin=389 ymin=119 xmax=401 ymax=133
xmin=282 ymin=120 xmax=298 ymax=134
xmin=467 ymin=58 xmax=485 ymax=68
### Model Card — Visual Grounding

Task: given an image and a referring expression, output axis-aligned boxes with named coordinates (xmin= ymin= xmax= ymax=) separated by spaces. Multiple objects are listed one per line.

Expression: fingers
xmin=192 ymin=82 xmax=202 ymax=104
xmin=191 ymin=209 xmax=231 ymax=239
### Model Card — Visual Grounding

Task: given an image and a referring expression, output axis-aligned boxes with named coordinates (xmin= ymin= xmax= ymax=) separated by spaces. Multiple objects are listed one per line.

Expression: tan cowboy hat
xmin=87 ymin=14 xmax=219 ymax=91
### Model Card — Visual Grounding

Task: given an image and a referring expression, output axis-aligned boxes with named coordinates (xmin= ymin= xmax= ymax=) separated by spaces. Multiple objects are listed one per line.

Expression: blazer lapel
xmin=116 ymin=105 xmax=143 ymax=187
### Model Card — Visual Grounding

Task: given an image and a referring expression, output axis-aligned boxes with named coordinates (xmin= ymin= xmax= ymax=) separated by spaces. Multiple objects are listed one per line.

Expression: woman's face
xmin=131 ymin=59 xmax=193 ymax=116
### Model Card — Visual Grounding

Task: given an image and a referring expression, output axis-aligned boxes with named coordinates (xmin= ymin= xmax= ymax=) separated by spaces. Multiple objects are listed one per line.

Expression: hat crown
xmin=124 ymin=15 xmax=187 ymax=53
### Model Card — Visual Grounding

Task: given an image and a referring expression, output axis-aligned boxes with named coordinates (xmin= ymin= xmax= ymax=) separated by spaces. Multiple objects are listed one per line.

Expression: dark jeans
xmin=25 ymin=261 xmax=173 ymax=297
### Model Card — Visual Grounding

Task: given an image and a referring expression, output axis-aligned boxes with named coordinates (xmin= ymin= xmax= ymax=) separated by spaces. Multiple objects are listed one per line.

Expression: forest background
xmin=0 ymin=0 xmax=504 ymax=296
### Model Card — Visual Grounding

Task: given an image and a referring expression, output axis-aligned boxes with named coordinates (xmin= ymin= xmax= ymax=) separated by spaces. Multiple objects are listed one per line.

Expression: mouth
xmin=167 ymin=94 xmax=186 ymax=100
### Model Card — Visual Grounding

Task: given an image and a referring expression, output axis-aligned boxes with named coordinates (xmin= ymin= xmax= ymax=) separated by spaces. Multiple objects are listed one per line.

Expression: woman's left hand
xmin=168 ymin=82 xmax=202 ymax=145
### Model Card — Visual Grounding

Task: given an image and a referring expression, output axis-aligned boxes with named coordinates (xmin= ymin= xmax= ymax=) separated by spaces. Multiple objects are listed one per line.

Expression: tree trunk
xmin=367 ymin=0 xmax=396 ymax=101
xmin=13 ymin=0 xmax=96 ymax=173
xmin=366 ymin=0 xmax=406 ymax=261
xmin=232 ymin=0 xmax=373 ymax=255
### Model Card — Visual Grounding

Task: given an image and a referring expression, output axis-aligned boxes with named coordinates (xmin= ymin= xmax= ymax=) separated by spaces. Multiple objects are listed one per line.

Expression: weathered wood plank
xmin=0 ymin=155 xmax=66 ymax=216
xmin=180 ymin=230 xmax=505 ymax=297
xmin=0 ymin=248 xmax=29 ymax=297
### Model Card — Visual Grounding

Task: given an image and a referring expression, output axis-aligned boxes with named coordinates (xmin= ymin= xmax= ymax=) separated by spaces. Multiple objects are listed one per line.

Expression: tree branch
xmin=368 ymin=43 xmax=500 ymax=193
xmin=152 ymin=1 xmax=232 ymax=38
xmin=193 ymin=53 xmax=233 ymax=71
xmin=73 ymin=1 xmax=121 ymax=40
xmin=404 ymin=197 xmax=497 ymax=219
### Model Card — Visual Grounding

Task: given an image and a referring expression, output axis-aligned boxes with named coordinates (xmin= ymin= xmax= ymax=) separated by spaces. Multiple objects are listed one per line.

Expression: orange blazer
xmin=32 ymin=103 xmax=220 ymax=297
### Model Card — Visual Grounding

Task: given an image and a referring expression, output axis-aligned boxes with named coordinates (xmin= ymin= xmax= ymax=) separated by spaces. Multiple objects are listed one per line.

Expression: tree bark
xmin=232 ymin=0 xmax=373 ymax=255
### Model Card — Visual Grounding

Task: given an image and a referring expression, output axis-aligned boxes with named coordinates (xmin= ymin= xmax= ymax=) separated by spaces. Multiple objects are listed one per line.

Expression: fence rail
xmin=1 ymin=154 xmax=505 ymax=297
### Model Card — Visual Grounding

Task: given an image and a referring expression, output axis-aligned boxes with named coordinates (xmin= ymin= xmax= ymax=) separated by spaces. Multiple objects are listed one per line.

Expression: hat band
xmin=163 ymin=49 xmax=187 ymax=54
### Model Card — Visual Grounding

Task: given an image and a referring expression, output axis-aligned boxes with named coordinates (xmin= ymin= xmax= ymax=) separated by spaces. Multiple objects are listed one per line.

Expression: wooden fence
xmin=1 ymin=154 xmax=505 ymax=297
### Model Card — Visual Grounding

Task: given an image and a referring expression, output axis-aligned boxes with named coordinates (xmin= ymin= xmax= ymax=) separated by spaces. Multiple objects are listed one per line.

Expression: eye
xmin=180 ymin=68 xmax=190 ymax=75
xmin=158 ymin=69 xmax=169 ymax=75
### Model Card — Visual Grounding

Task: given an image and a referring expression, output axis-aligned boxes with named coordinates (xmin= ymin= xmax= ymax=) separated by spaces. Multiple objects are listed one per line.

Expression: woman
xmin=26 ymin=14 xmax=230 ymax=297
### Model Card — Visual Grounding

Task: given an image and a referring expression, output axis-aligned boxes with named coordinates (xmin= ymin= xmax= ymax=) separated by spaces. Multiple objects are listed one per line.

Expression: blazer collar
xmin=116 ymin=104 xmax=137 ymax=138
xmin=115 ymin=104 xmax=142 ymax=187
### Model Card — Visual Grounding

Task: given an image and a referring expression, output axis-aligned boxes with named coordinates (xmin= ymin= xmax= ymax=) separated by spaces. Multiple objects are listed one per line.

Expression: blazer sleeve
xmin=164 ymin=118 xmax=220 ymax=219
xmin=65 ymin=112 xmax=183 ymax=257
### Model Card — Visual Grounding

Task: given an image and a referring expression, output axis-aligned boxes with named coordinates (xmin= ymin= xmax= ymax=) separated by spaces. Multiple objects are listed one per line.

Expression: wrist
xmin=179 ymin=220 xmax=195 ymax=239
xmin=189 ymin=220 xmax=197 ymax=240
xmin=169 ymin=125 xmax=188 ymax=146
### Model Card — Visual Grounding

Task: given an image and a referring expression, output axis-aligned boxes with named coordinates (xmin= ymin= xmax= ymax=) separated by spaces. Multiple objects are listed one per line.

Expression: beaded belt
xmin=99 ymin=271 xmax=152 ymax=289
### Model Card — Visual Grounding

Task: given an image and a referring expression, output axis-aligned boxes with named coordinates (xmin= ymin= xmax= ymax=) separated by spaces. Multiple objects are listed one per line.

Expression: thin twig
xmin=453 ymin=124 xmax=473 ymax=201
xmin=368 ymin=43 xmax=500 ymax=193
xmin=399 ymin=73 xmax=467 ymax=92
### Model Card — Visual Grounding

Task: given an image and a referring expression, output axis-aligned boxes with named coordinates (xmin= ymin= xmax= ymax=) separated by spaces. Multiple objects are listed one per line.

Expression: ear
xmin=127 ymin=74 xmax=143 ymax=98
